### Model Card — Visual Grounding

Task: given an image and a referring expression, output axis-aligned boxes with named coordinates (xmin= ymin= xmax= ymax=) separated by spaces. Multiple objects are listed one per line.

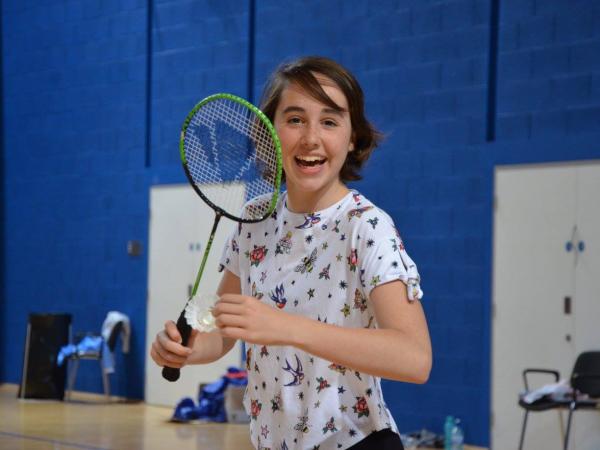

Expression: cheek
xmin=277 ymin=131 xmax=297 ymax=157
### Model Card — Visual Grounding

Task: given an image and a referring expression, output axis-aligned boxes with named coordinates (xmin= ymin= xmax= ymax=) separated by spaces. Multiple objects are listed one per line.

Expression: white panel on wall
xmin=145 ymin=183 xmax=245 ymax=407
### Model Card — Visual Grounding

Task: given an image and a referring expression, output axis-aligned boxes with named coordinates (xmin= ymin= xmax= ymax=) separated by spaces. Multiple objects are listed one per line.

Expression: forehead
xmin=278 ymin=74 xmax=349 ymax=111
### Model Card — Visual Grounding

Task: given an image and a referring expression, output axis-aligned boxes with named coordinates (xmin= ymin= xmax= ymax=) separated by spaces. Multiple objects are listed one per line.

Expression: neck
xmin=285 ymin=180 xmax=350 ymax=213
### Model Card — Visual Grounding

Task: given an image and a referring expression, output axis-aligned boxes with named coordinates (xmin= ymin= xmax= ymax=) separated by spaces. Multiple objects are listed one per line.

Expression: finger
xmin=164 ymin=320 xmax=182 ymax=343
xmin=215 ymin=313 xmax=248 ymax=330
xmin=217 ymin=294 xmax=246 ymax=304
xmin=152 ymin=340 xmax=188 ymax=366
xmin=150 ymin=346 xmax=164 ymax=367
xmin=158 ymin=331 xmax=192 ymax=357
xmin=151 ymin=342 xmax=183 ymax=368
xmin=212 ymin=301 xmax=245 ymax=317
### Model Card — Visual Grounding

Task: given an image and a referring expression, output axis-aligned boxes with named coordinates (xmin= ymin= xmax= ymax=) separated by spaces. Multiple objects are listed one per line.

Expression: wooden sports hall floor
xmin=0 ymin=384 xmax=486 ymax=450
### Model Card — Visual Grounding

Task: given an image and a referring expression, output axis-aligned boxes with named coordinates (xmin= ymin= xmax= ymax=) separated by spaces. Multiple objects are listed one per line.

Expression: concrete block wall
xmin=497 ymin=0 xmax=600 ymax=140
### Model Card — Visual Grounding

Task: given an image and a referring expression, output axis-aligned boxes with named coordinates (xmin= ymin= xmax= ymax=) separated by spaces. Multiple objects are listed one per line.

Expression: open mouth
xmin=295 ymin=156 xmax=327 ymax=167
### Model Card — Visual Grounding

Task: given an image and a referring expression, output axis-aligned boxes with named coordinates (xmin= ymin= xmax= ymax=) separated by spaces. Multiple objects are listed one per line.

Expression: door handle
xmin=564 ymin=296 xmax=571 ymax=315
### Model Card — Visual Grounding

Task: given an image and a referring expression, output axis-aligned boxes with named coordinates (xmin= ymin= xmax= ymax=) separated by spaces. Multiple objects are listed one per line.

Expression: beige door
xmin=572 ymin=164 xmax=600 ymax=450
xmin=492 ymin=161 xmax=600 ymax=450
xmin=492 ymin=163 xmax=576 ymax=450
xmin=145 ymin=184 xmax=245 ymax=407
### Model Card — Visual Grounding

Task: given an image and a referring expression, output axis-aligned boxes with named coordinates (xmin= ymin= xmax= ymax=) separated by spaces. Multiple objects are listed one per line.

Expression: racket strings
xmin=184 ymin=98 xmax=279 ymax=221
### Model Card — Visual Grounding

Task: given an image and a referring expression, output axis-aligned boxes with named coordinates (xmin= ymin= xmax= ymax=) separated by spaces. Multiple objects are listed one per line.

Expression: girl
xmin=151 ymin=56 xmax=432 ymax=450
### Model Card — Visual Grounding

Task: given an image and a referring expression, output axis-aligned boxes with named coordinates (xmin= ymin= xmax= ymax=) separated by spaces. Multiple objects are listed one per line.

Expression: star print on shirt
xmin=261 ymin=425 xmax=269 ymax=439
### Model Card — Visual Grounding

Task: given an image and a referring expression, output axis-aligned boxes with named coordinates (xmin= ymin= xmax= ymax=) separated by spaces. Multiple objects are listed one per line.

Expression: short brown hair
xmin=260 ymin=56 xmax=382 ymax=182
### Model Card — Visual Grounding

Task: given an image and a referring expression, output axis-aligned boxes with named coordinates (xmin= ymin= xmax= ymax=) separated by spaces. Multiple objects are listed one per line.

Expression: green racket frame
xmin=163 ymin=93 xmax=282 ymax=382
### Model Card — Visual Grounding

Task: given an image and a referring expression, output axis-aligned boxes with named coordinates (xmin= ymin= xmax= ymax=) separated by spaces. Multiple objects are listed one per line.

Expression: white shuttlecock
xmin=184 ymin=293 xmax=219 ymax=332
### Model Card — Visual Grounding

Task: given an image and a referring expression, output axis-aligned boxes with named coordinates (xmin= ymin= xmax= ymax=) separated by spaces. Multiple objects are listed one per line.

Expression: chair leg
xmin=66 ymin=359 xmax=80 ymax=401
xmin=558 ymin=410 xmax=566 ymax=442
xmin=563 ymin=403 xmax=575 ymax=450
xmin=518 ymin=410 xmax=529 ymax=450
xmin=100 ymin=363 xmax=110 ymax=400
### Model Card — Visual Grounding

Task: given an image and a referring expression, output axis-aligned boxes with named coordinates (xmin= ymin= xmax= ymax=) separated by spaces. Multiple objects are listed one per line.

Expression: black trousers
xmin=347 ymin=428 xmax=404 ymax=450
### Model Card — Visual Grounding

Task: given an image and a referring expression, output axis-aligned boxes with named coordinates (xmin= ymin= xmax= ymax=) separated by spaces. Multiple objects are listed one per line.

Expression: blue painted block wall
xmin=497 ymin=0 xmax=600 ymax=141
xmin=2 ymin=0 xmax=600 ymax=447
xmin=2 ymin=0 xmax=151 ymax=398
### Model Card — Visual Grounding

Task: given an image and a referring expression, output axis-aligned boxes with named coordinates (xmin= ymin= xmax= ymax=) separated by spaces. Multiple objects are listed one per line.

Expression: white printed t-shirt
xmin=219 ymin=190 xmax=422 ymax=450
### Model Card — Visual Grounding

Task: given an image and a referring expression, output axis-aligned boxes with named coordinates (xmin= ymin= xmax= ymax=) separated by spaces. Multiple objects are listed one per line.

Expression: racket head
xmin=180 ymin=93 xmax=283 ymax=223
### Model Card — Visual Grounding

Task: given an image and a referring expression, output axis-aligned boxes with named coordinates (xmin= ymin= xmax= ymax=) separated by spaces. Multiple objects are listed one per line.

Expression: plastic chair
xmin=518 ymin=351 xmax=600 ymax=450
xmin=65 ymin=321 xmax=124 ymax=401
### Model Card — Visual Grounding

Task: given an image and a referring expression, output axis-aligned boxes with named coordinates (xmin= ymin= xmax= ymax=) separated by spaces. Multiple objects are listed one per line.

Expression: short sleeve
xmin=357 ymin=210 xmax=423 ymax=301
xmin=218 ymin=224 xmax=241 ymax=277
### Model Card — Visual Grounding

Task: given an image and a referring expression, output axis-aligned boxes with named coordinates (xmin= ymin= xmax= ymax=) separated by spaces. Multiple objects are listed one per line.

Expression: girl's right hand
xmin=150 ymin=320 xmax=196 ymax=369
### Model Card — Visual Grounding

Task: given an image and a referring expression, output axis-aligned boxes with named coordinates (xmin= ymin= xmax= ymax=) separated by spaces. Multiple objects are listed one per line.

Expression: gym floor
xmin=0 ymin=384 xmax=487 ymax=450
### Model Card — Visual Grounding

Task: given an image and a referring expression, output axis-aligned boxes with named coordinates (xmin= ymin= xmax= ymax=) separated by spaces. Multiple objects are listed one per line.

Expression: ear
xmin=349 ymin=134 xmax=355 ymax=152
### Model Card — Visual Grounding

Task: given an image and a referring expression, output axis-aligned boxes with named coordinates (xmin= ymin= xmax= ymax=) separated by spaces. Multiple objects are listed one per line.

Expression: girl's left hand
xmin=212 ymin=294 xmax=297 ymax=346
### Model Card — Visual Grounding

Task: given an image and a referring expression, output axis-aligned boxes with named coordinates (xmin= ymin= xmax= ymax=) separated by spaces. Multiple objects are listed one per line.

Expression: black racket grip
xmin=162 ymin=308 xmax=192 ymax=382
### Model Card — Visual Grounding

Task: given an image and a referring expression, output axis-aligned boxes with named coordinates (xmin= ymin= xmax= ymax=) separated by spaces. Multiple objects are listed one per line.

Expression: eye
xmin=322 ymin=119 xmax=338 ymax=128
xmin=287 ymin=116 xmax=303 ymax=125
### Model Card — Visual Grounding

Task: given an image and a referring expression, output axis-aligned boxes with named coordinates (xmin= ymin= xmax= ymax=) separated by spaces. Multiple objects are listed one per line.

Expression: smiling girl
xmin=151 ymin=56 xmax=431 ymax=450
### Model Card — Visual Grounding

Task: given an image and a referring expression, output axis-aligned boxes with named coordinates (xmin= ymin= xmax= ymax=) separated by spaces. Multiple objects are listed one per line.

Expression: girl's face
xmin=273 ymin=75 xmax=354 ymax=212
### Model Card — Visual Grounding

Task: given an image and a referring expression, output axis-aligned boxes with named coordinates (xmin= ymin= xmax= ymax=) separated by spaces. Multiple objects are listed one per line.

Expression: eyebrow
xmin=282 ymin=106 xmax=346 ymax=116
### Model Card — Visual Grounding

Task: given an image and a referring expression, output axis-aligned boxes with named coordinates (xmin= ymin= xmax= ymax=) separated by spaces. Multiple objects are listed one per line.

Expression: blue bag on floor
xmin=171 ymin=367 xmax=247 ymax=423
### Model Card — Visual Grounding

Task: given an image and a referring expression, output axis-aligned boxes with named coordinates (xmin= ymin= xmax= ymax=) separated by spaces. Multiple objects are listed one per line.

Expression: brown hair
xmin=260 ymin=56 xmax=382 ymax=182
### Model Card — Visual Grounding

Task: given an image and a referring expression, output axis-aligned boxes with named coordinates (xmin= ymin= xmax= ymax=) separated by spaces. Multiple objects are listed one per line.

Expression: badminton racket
xmin=162 ymin=93 xmax=282 ymax=382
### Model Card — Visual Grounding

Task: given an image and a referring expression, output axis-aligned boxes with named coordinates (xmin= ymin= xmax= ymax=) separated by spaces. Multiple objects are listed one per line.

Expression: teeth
xmin=296 ymin=156 xmax=325 ymax=162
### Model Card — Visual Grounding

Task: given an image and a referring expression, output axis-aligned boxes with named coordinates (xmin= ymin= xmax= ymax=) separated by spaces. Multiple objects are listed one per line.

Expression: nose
xmin=300 ymin=122 xmax=319 ymax=149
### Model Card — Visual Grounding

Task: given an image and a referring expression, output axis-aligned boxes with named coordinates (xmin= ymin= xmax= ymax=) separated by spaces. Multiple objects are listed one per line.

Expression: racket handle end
xmin=162 ymin=366 xmax=181 ymax=382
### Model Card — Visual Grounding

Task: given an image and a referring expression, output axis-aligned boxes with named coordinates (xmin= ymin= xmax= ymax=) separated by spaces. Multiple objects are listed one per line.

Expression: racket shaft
xmin=162 ymin=213 xmax=222 ymax=382
xmin=191 ymin=213 xmax=222 ymax=296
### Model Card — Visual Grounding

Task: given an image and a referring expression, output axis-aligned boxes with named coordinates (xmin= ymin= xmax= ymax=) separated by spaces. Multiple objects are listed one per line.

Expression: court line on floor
xmin=0 ymin=430 xmax=110 ymax=450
